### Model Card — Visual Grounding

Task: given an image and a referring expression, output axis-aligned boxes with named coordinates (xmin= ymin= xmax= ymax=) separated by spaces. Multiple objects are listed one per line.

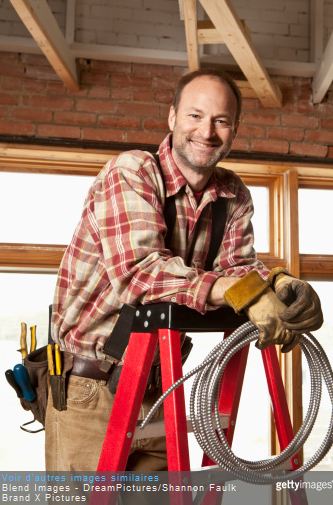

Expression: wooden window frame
xmin=1 ymin=144 xmax=333 ymax=466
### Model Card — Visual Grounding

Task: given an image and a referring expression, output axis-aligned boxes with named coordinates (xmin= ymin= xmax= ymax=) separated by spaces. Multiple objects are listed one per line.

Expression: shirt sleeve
xmin=83 ymin=154 xmax=223 ymax=315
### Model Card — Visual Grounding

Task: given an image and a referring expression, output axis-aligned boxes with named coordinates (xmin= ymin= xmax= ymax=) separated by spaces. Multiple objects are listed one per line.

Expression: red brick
xmin=305 ymin=130 xmax=333 ymax=143
xmin=126 ymin=131 xmax=165 ymax=145
xmin=296 ymin=102 xmax=314 ymax=114
xmin=0 ymin=93 xmax=19 ymax=106
xmin=91 ymin=60 xmax=132 ymax=74
xmin=132 ymin=63 xmax=173 ymax=77
xmin=38 ymin=124 xmax=80 ymax=139
xmin=55 ymin=111 xmax=96 ymax=126
xmin=159 ymin=104 xmax=171 ymax=118
xmin=1 ymin=52 xmax=19 ymax=63
xmin=1 ymin=62 xmax=25 ymax=78
xmin=282 ymin=114 xmax=318 ymax=128
xmin=267 ymin=126 xmax=304 ymax=141
xmin=89 ymin=87 xmax=110 ymax=99
xmin=1 ymin=77 xmax=21 ymax=91
xmin=251 ymin=139 xmax=289 ymax=154
xmin=20 ymin=53 xmax=49 ymax=66
xmin=231 ymin=137 xmax=250 ymax=151
xmin=0 ymin=121 xmax=35 ymax=136
xmin=154 ymin=90 xmax=174 ymax=104
xmin=237 ymin=124 xmax=265 ymax=138
xmin=132 ymin=89 xmax=154 ymax=102
xmin=117 ymin=117 xmax=141 ymax=129
xmin=23 ymin=80 xmax=45 ymax=93
xmin=289 ymin=143 xmax=328 ymax=157
xmin=327 ymin=146 xmax=333 ymax=159
xmin=22 ymin=96 xmax=30 ymax=106
xmin=111 ymin=88 xmax=131 ymax=100
xmin=241 ymin=98 xmax=259 ymax=111
xmin=143 ymin=118 xmax=169 ymax=131
xmin=32 ymin=96 xmax=73 ymax=110
xmin=11 ymin=108 xmax=53 ymax=122
xmin=171 ymin=66 xmax=187 ymax=77
xmin=317 ymin=103 xmax=333 ymax=116
xmin=118 ymin=102 xmax=159 ymax=117
xmin=242 ymin=112 xmax=280 ymax=126
xmin=46 ymin=82 xmax=68 ymax=95
xmin=320 ymin=118 xmax=333 ymax=129
xmin=98 ymin=116 xmax=119 ymax=128
xmin=283 ymin=87 xmax=312 ymax=102
xmin=152 ymin=77 xmax=178 ymax=91
xmin=25 ymin=65 xmax=61 ymax=82
xmin=0 ymin=106 xmax=7 ymax=119
xmin=76 ymin=99 xmax=117 ymax=114
xmin=111 ymin=74 xmax=151 ymax=88
xmin=81 ymin=70 xmax=108 ymax=86
xmin=82 ymin=128 xmax=125 ymax=142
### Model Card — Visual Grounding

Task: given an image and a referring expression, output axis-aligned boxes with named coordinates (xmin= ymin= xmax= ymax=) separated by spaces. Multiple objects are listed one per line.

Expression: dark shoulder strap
xmin=205 ymin=198 xmax=227 ymax=271
xmin=153 ymin=154 xmax=176 ymax=249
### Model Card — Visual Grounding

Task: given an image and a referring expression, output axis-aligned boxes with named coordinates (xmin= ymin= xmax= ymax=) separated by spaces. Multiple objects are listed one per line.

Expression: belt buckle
xmin=99 ymin=356 xmax=116 ymax=374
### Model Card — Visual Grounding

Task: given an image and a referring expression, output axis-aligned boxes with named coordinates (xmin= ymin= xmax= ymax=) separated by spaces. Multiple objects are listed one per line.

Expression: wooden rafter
xmin=312 ymin=30 xmax=333 ymax=103
xmin=9 ymin=0 xmax=79 ymax=92
xmin=183 ymin=0 xmax=282 ymax=108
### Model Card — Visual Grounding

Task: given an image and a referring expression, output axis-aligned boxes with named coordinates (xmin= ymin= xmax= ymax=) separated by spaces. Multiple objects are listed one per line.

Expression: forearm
xmin=207 ymin=276 xmax=241 ymax=306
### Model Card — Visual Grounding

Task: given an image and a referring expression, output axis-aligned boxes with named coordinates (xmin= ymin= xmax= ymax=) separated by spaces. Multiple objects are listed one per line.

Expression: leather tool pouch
xmin=20 ymin=346 xmax=73 ymax=431
xmin=20 ymin=346 xmax=49 ymax=430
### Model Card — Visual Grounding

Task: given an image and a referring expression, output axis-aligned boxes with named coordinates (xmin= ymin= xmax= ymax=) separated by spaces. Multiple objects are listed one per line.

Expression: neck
xmin=171 ymin=150 xmax=213 ymax=192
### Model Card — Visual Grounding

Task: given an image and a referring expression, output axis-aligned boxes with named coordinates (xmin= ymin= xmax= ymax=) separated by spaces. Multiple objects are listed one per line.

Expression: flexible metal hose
xmin=141 ymin=322 xmax=333 ymax=484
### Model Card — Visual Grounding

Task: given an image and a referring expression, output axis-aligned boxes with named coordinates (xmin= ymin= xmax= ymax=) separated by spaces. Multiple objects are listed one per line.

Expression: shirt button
xmin=171 ymin=297 xmax=177 ymax=303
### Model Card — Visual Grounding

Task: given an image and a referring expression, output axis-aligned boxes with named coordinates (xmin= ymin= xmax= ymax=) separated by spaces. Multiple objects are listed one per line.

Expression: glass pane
xmin=0 ymin=272 xmax=57 ymax=470
xmin=302 ymin=280 xmax=333 ymax=471
xmin=299 ymin=189 xmax=333 ymax=254
xmin=0 ymin=172 xmax=95 ymax=245
xmin=249 ymin=186 xmax=270 ymax=253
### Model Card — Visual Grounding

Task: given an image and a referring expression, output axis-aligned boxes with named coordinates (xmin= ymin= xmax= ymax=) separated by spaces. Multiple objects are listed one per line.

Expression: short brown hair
xmin=173 ymin=68 xmax=242 ymax=124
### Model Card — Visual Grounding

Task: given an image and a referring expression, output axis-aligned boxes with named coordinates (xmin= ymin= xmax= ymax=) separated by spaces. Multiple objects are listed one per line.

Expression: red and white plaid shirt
xmin=52 ymin=134 xmax=269 ymax=358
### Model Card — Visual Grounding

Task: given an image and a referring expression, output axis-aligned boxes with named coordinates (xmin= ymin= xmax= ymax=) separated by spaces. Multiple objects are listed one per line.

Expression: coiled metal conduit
xmin=141 ymin=321 xmax=333 ymax=484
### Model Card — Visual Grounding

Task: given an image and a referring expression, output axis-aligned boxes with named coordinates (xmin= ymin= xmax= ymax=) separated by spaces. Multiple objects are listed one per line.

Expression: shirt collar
xmin=157 ymin=133 xmax=235 ymax=200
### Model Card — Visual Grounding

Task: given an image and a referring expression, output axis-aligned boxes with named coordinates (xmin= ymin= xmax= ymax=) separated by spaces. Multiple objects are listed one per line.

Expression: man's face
xmin=168 ymin=76 xmax=239 ymax=175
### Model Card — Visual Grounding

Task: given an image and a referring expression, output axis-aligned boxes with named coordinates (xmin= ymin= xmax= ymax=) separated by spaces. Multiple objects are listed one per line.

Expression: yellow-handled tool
xmin=54 ymin=344 xmax=62 ymax=376
xmin=17 ymin=323 xmax=28 ymax=362
xmin=30 ymin=325 xmax=37 ymax=353
xmin=47 ymin=344 xmax=55 ymax=376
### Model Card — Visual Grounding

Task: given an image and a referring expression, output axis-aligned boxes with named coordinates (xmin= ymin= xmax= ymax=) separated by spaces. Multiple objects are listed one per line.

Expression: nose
xmin=198 ymin=118 xmax=215 ymax=139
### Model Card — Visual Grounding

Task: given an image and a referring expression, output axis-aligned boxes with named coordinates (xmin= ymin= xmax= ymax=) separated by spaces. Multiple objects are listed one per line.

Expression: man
xmin=46 ymin=69 xmax=323 ymax=472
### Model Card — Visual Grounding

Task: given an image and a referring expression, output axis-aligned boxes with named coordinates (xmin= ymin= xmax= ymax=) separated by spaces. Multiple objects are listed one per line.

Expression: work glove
xmin=269 ymin=267 xmax=323 ymax=337
xmin=224 ymin=270 xmax=300 ymax=352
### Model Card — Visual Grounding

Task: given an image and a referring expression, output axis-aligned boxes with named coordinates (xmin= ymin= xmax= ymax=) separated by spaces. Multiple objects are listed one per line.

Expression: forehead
xmin=178 ymin=76 xmax=237 ymax=113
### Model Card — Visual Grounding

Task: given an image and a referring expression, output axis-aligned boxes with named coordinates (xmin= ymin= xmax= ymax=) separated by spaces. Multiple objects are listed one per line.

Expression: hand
xmin=223 ymin=270 xmax=301 ymax=352
xmin=245 ymin=287 xmax=300 ymax=352
xmin=274 ymin=275 xmax=323 ymax=334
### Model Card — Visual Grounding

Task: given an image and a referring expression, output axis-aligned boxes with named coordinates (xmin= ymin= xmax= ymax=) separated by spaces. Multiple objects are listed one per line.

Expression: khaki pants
xmin=45 ymin=374 xmax=167 ymax=472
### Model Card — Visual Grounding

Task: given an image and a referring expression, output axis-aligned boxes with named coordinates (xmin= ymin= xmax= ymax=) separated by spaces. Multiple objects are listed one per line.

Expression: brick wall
xmin=0 ymin=52 xmax=333 ymax=160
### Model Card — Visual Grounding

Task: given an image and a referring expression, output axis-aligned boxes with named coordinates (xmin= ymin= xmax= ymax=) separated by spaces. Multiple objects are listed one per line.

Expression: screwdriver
xmin=17 ymin=323 xmax=28 ymax=363
xmin=13 ymin=364 xmax=36 ymax=402
xmin=30 ymin=325 xmax=37 ymax=353
xmin=5 ymin=369 xmax=24 ymax=398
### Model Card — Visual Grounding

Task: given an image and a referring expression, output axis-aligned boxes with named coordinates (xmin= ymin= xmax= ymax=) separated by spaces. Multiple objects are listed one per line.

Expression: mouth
xmin=190 ymin=139 xmax=221 ymax=150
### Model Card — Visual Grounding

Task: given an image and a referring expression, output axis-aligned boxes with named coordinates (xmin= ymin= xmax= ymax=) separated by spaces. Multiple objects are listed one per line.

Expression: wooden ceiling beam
xmin=183 ymin=0 xmax=200 ymax=71
xmin=312 ymin=30 xmax=333 ymax=103
xmin=9 ymin=0 xmax=79 ymax=92
xmin=197 ymin=19 xmax=251 ymax=45
xmin=198 ymin=0 xmax=282 ymax=108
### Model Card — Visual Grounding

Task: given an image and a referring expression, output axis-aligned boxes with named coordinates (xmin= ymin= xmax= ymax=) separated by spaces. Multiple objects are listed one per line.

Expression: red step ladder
xmin=90 ymin=303 xmax=307 ymax=505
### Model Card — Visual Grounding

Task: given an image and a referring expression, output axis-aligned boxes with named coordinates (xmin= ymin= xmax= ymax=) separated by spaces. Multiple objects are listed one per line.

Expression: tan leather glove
xmin=224 ymin=270 xmax=298 ymax=352
xmin=269 ymin=268 xmax=323 ymax=335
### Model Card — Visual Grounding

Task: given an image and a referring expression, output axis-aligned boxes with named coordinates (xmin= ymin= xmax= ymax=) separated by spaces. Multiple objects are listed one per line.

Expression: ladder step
xmin=133 ymin=414 xmax=229 ymax=441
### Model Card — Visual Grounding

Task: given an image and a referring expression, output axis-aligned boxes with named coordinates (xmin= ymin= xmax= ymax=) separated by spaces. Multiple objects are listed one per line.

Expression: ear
xmin=233 ymin=120 xmax=240 ymax=140
xmin=168 ymin=106 xmax=176 ymax=131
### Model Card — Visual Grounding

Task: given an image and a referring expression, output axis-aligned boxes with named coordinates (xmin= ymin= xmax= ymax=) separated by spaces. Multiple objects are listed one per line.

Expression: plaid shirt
xmin=52 ymin=133 xmax=270 ymax=358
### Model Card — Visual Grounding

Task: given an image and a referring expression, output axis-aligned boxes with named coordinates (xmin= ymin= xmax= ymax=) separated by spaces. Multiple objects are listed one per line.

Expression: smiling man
xmin=47 ymin=68 xmax=323 ymax=474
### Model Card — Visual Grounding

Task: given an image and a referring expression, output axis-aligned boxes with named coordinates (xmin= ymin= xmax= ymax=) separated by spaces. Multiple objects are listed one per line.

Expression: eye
xmin=189 ymin=114 xmax=200 ymax=119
